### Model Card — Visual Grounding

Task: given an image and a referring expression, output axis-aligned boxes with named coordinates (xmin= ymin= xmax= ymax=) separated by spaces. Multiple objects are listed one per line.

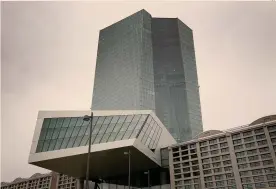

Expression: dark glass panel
xmin=69 ymin=117 xmax=78 ymax=127
xmin=58 ymin=128 xmax=67 ymax=138
xmin=92 ymin=116 xmax=99 ymax=125
xmin=67 ymin=137 xmax=77 ymax=148
xmin=101 ymin=133 xmax=111 ymax=143
xmin=80 ymin=136 xmax=89 ymax=146
xmin=60 ymin=137 xmax=70 ymax=149
xmin=122 ymin=130 xmax=132 ymax=139
xmin=108 ymin=133 xmax=117 ymax=142
xmin=120 ymin=122 xmax=130 ymax=132
xmin=94 ymin=134 xmax=103 ymax=144
xmin=45 ymin=129 xmax=54 ymax=140
xmin=52 ymin=128 xmax=61 ymax=139
xmin=39 ymin=128 xmax=47 ymax=140
xmin=42 ymin=140 xmax=50 ymax=152
xmin=56 ymin=118 xmax=64 ymax=128
xmin=62 ymin=118 xmax=71 ymax=128
xmin=65 ymin=127 xmax=74 ymax=138
xmin=115 ymin=131 xmax=125 ymax=141
xmin=106 ymin=123 xmax=116 ymax=133
xmin=49 ymin=118 xmax=57 ymax=128
xmin=54 ymin=139 xmax=63 ymax=150
xmin=130 ymin=129 xmax=139 ymax=138
xmin=78 ymin=126 xmax=88 ymax=136
xmin=73 ymin=136 xmax=83 ymax=147
xmin=42 ymin=119 xmax=51 ymax=129
xmin=48 ymin=140 xmax=57 ymax=151
xmin=98 ymin=124 xmax=108 ymax=134
xmin=113 ymin=123 xmax=123 ymax=132
xmin=36 ymin=141 xmax=44 ymax=152
xmin=71 ymin=127 xmax=81 ymax=137
xmin=76 ymin=117 xmax=84 ymax=127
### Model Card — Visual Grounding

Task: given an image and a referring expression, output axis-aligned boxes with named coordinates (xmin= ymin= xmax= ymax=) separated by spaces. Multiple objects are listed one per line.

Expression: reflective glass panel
xmin=36 ymin=114 xmax=152 ymax=152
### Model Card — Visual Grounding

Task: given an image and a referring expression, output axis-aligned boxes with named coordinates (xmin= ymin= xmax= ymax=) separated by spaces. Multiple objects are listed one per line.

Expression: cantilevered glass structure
xmin=36 ymin=114 xmax=163 ymax=153
xmin=29 ymin=110 xmax=176 ymax=181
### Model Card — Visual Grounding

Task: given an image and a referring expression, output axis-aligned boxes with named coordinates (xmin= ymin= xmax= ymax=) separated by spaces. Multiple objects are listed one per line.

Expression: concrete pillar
xmin=50 ymin=172 xmax=58 ymax=189
xmin=77 ymin=179 xmax=84 ymax=189
xmin=226 ymin=133 xmax=243 ymax=189
xmin=135 ymin=176 xmax=141 ymax=187
xmin=160 ymin=171 xmax=167 ymax=185
xmin=264 ymin=124 xmax=276 ymax=166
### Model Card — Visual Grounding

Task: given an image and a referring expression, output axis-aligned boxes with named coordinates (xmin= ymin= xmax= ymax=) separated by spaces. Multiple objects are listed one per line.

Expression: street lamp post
xmin=124 ymin=150 xmax=131 ymax=189
xmin=144 ymin=170 xmax=150 ymax=189
xmin=83 ymin=112 xmax=94 ymax=189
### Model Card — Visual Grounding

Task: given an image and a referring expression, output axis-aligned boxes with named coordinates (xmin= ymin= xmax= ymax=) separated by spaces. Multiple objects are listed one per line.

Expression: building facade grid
xmin=91 ymin=9 xmax=203 ymax=142
xmin=168 ymin=121 xmax=276 ymax=189
xmin=1 ymin=173 xmax=76 ymax=189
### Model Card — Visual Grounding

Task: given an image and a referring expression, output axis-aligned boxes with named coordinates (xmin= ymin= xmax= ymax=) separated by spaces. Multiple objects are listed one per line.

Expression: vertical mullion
xmin=144 ymin=119 xmax=156 ymax=147
xmin=72 ymin=118 xmax=85 ymax=147
xmin=59 ymin=117 xmax=72 ymax=149
xmin=136 ymin=115 xmax=150 ymax=138
xmin=141 ymin=117 xmax=154 ymax=142
xmin=87 ymin=116 xmax=106 ymax=145
xmin=106 ymin=116 xmax=120 ymax=142
xmin=81 ymin=117 xmax=97 ymax=146
xmin=46 ymin=118 xmax=59 ymax=151
xmin=53 ymin=118 xmax=65 ymax=150
xmin=113 ymin=115 xmax=128 ymax=140
xmin=64 ymin=117 xmax=78 ymax=148
xmin=40 ymin=118 xmax=52 ymax=152
xmin=153 ymin=127 xmax=163 ymax=149
xmin=121 ymin=115 xmax=136 ymax=139
xmin=99 ymin=117 xmax=113 ymax=143
xmin=152 ymin=125 xmax=162 ymax=148
xmin=128 ymin=118 xmax=140 ymax=139
xmin=148 ymin=122 xmax=159 ymax=148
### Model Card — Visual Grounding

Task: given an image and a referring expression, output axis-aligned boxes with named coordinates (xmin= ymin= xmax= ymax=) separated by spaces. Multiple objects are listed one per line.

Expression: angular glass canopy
xmin=36 ymin=113 xmax=163 ymax=153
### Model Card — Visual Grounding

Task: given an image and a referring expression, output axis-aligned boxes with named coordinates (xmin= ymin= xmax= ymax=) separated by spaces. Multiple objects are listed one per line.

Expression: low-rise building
xmin=1 ymin=173 xmax=76 ymax=189
xmin=168 ymin=115 xmax=276 ymax=189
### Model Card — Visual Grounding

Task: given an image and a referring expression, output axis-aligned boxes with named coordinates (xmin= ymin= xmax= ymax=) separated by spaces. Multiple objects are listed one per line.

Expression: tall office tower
xmin=92 ymin=9 xmax=203 ymax=142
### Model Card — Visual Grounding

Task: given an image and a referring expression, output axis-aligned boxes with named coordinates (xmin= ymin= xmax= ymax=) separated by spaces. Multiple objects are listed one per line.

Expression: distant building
xmin=168 ymin=115 xmax=276 ymax=189
xmin=92 ymin=9 xmax=203 ymax=142
xmin=0 ymin=173 xmax=77 ymax=189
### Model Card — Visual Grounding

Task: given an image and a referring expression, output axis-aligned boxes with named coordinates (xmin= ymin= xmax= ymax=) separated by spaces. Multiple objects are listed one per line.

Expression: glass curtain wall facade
xmin=92 ymin=9 xmax=203 ymax=142
xmin=36 ymin=114 xmax=163 ymax=153
xmin=92 ymin=10 xmax=155 ymax=111
xmin=152 ymin=18 xmax=202 ymax=142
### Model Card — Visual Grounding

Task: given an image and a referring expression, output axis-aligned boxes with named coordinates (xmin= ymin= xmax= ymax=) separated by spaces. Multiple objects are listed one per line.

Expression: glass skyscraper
xmin=92 ymin=9 xmax=203 ymax=142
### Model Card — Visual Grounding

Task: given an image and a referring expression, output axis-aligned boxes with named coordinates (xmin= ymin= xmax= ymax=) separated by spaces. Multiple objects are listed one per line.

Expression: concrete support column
xmin=77 ymin=179 xmax=85 ymax=189
xmin=50 ymin=172 xmax=59 ymax=189
xmin=195 ymin=143 xmax=205 ymax=189
xmin=160 ymin=171 xmax=167 ymax=185
xmin=135 ymin=176 xmax=140 ymax=187
xmin=264 ymin=124 xmax=276 ymax=166
xmin=226 ymin=133 xmax=243 ymax=189
xmin=167 ymin=147 xmax=175 ymax=189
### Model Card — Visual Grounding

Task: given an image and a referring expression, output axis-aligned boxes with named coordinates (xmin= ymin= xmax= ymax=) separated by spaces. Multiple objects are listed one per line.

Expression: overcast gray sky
xmin=1 ymin=1 xmax=276 ymax=183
